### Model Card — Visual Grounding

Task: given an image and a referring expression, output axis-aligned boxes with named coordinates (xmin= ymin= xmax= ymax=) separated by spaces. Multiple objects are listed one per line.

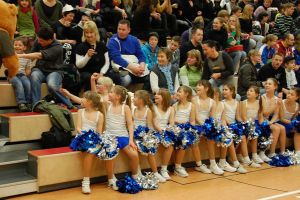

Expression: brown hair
xmin=178 ymin=85 xmax=193 ymax=102
xmin=186 ymin=49 xmax=203 ymax=71
xmin=266 ymin=78 xmax=279 ymax=89
xmin=14 ymin=37 xmax=28 ymax=46
xmin=158 ymin=47 xmax=173 ymax=62
xmin=197 ymin=80 xmax=213 ymax=98
xmin=224 ymin=84 xmax=236 ymax=99
xmin=134 ymin=90 xmax=155 ymax=118
xmin=213 ymin=87 xmax=222 ymax=101
xmin=112 ymin=85 xmax=132 ymax=108
xmin=217 ymin=10 xmax=230 ymax=18
xmin=248 ymin=85 xmax=260 ymax=95
xmin=291 ymin=87 xmax=300 ymax=99
xmin=157 ymin=88 xmax=172 ymax=112
xmin=171 ymin=36 xmax=181 ymax=44
xmin=262 ymin=34 xmax=278 ymax=44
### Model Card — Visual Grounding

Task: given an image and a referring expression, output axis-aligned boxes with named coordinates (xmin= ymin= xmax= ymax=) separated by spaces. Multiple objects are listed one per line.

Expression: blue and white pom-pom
xmin=269 ymin=154 xmax=292 ymax=167
xmin=116 ymin=175 xmax=142 ymax=194
xmin=217 ymin=126 xmax=233 ymax=148
xmin=291 ymin=115 xmax=300 ymax=132
xmin=244 ymin=120 xmax=261 ymax=140
xmin=97 ymin=133 xmax=119 ymax=160
xmin=134 ymin=126 xmax=161 ymax=156
xmin=174 ymin=123 xmax=197 ymax=150
xmin=229 ymin=122 xmax=245 ymax=146
xmin=161 ymin=126 xmax=177 ymax=148
xmin=285 ymin=150 xmax=300 ymax=165
xmin=70 ymin=130 xmax=101 ymax=154
xmin=135 ymin=172 xmax=159 ymax=190
xmin=257 ymin=120 xmax=273 ymax=151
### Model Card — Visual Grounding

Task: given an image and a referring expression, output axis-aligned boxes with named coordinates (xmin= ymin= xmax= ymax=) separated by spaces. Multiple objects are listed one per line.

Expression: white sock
xmin=243 ymin=156 xmax=251 ymax=163
xmin=210 ymin=159 xmax=217 ymax=166
xmin=269 ymin=153 xmax=276 ymax=158
xmin=219 ymin=159 xmax=226 ymax=165
xmin=252 ymin=153 xmax=258 ymax=157
xmin=108 ymin=179 xmax=115 ymax=184
xmin=196 ymin=161 xmax=202 ymax=166
xmin=296 ymin=151 xmax=300 ymax=155
xmin=154 ymin=172 xmax=160 ymax=176
xmin=175 ymin=164 xmax=181 ymax=169
xmin=161 ymin=165 xmax=167 ymax=170
xmin=83 ymin=177 xmax=90 ymax=181
xmin=132 ymin=174 xmax=138 ymax=179
xmin=233 ymin=161 xmax=240 ymax=168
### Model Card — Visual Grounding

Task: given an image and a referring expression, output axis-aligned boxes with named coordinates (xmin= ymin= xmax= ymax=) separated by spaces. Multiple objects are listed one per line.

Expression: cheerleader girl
xmin=213 ymin=87 xmax=224 ymax=124
xmin=258 ymin=78 xmax=286 ymax=161
xmin=153 ymin=89 xmax=175 ymax=180
xmin=220 ymin=84 xmax=248 ymax=173
xmin=105 ymin=85 xmax=139 ymax=190
xmin=239 ymin=86 xmax=264 ymax=165
xmin=77 ymin=91 xmax=105 ymax=194
xmin=193 ymin=80 xmax=224 ymax=175
xmin=132 ymin=90 xmax=166 ymax=183
xmin=279 ymin=88 xmax=300 ymax=156
xmin=173 ymin=86 xmax=196 ymax=177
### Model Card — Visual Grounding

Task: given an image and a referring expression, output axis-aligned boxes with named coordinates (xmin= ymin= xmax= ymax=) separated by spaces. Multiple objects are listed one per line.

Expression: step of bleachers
xmin=0 ymin=111 xmax=78 ymax=142
xmin=0 ymin=82 xmax=49 ymax=108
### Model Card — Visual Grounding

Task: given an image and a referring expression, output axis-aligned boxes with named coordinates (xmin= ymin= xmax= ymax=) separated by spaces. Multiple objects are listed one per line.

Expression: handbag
xmin=41 ymin=126 xmax=72 ymax=149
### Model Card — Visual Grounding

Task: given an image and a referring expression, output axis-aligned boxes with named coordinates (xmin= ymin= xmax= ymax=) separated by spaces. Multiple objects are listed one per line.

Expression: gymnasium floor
xmin=9 ymin=164 xmax=300 ymax=200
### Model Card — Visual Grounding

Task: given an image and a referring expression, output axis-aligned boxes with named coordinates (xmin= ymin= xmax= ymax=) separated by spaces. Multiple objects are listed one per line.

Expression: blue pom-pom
xmin=134 ymin=126 xmax=161 ymax=155
xmin=97 ymin=134 xmax=119 ymax=160
xmin=174 ymin=123 xmax=196 ymax=150
xmin=291 ymin=115 xmax=300 ymax=132
xmin=257 ymin=120 xmax=272 ymax=150
xmin=116 ymin=175 xmax=142 ymax=194
xmin=229 ymin=122 xmax=245 ymax=145
xmin=161 ymin=127 xmax=177 ymax=147
xmin=269 ymin=154 xmax=293 ymax=167
xmin=70 ymin=130 xmax=102 ymax=154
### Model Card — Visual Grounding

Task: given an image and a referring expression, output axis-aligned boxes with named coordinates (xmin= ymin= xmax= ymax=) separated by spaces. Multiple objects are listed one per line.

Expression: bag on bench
xmin=41 ymin=126 xmax=72 ymax=149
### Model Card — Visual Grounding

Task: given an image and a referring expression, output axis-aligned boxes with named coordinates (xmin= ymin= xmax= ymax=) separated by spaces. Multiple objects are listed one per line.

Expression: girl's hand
xmin=60 ymin=88 xmax=70 ymax=97
xmin=86 ymin=49 xmax=96 ymax=57
xmin=129 ymin=140 xmax=137 ymax=150
xmin=230 ymin=40 xmax=236 ymax=46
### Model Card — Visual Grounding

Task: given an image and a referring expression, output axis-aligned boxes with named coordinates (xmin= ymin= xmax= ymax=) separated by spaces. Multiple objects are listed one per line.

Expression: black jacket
xmin=204 ymin=27 xmax=228 ymax=50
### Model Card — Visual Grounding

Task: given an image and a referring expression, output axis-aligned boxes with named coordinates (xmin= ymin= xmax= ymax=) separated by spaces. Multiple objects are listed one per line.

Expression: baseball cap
xmin=62 ymin=4 xmax=75 ymax=14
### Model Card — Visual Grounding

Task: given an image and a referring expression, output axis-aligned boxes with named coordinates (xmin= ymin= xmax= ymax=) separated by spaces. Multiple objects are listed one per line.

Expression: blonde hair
xmin=240 ymin=4 xmax=254 ymax=20
xmin=113 ymin=85 xmax=131 ymax=108
xmin=82 ymin=21 xmax=100 ymax=42
xmin=178 ymin=86 xmax=193 ymax=102
xmin=262 ymin=34 xmax=278 ymax=44
xmin=83 ymin=91 xmax=106 ymax=126
xmin=97 ymin=76 xmax=114 ymax=91
xmin=134 ymin=90 xmax=155 ymax=118
xmin=227 ymin=15 xmax=241 ymax=38
xmin=186 ymin=49 xmax=203 ymax=71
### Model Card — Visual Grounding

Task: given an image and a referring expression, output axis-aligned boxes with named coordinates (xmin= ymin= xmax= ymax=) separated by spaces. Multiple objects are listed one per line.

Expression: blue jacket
xmin=107 ymin=34 xmax=146 ymax=68
xmin=293 ymin=48 xmax=300 ymax=65
xmin=260 ymin=45 xmax=276 ymax=65
xmin=141 ymin=42 xmax=159 ymax=70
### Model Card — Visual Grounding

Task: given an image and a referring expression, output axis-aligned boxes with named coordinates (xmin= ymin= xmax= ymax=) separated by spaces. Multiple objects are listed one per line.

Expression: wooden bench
xmin=0 ymin=82 xmax=49 ymax=107
xmin=0 ymin=111 xmax=78 ymax=142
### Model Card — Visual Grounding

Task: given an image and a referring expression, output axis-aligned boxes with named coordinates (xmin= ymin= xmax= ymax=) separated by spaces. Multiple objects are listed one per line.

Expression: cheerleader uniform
xmin=106 ymin=104 xmax=129 ymax=149
xmin=174 ymin=102 xmax=192 ymax=124
xmin=154 ymin=105 xmax=171 ymax=130
xmin=245 ymin=100 xmax=259 ymax=121
xmin=133 ymin=107 xmax=149 ymax=127
xmin=223 ymin=100 xmax=238 ymax=124
xmin=81 ymin=109 xmax=100 ymax=131
xmin=278 ymin=100 xmax=299 ymax=137
xmin=261 ymin=94 xmax=278 ymax=121
xmin=196 ymin=97 xmax=213 ymax=124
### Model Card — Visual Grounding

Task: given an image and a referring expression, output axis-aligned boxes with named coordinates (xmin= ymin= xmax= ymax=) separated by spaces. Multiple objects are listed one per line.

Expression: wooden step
xmin=0 ymin=111 xmax=78 ymax=142
xmin=0 ymin=82 xmax=49 ymax=108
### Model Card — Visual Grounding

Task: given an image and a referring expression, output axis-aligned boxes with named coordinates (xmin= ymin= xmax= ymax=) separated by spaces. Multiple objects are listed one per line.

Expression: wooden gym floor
xmin=8 ymin=164 xmax=300 ymax=200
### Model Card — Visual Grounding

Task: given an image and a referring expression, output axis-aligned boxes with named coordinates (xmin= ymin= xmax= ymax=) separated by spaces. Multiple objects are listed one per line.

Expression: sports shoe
xmin=246 ymin=161 xmax=261 ymax=168
xmin=19 ymin=103 xmax=29 ymax=112
xmin=194 ymin=164 xmax=211 ymax=174
xmin=236 ymin=165 xmax=248 ymax=174
xmin=259 ymin=151 xmax=272 ymax=162
xmin=174 ymin=166 xmax=189 ymax=177
xmin=252 ymin=155 xmax=264 ymax=164
xmin=108 ymin=179 xmax=118 ymax=191
xmin=82 ymin=179 xmax=91 ymax=194
xmin=237 ymin=154 xmax=244 ymax=163
xmin=210 ymin=164 xmax=224 ymax=175
xmin=160 ymin=168 xmax=171 ymax=180
xmin=154 ymin=172 xmax=166 ymax=183
xmin=218 ymin=161 xmax=237 ymax=173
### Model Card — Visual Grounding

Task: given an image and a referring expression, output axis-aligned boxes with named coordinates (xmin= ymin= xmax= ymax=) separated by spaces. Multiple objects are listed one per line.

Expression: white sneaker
xmin=252 ymin=155 xmax=264 ymax=164
xmin=210 ymin=164 xmax=224 ymax=175
xmin=160 ymin=169 xmax=171 ymax=180
xmin=218 ymin=161 xmax=237 ymax=173
xmin=246 ymin=161 xmax=261 ymax=168
xmin=82 ymin=179 xmax=91 ymax=194
xmin=236 ymin=165 xmax=248 ymax=174
xmin=259 ymin=151 xmax=272 ymax=162
xmin=174 ymin=166 xmax=189 ymax=177
xmin=108 ymin=179 xmax=119 ymax=191
xmin=154 ymin=172 xmax=166 ymax=183
xmin=195 ymin=164 xmax=212 ymax=174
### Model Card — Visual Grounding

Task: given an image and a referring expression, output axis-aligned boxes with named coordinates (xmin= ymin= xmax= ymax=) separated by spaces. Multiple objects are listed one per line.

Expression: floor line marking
xmin=257 ymin=190 xmax=300 ymax=200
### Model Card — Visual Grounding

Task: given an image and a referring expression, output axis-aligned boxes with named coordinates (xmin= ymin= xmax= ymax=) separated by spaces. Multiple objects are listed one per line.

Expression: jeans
xmin=229 ymin=51 xmax=247 ymax=74
xmin=10 ymin=74 xmax=31 ymax=104
xmin=31 ymin=68 xmax=73 ymax=107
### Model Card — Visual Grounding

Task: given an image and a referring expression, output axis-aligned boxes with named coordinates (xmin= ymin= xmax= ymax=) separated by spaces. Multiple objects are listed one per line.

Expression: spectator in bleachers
xmin=240 ymin=4 xmax=257 ymax=51
xmin=149 ymin=47 xmax=179 ymax=94
xmin=71 ymin=11 xmax=91 ymax=44
xmin=257 ymin=53 xmax=287 ymax=93
xmin=273 ymin=3 xmax=296 ymax=39
xmin=35 ymin=0 xmax=63 ymax=28
xmin=259 ymin=34 xmax=278 ymax=65
xmin=225 ymin=15 xmax=247 ymax=74
xmin=231 ymin=6 xmax=242 ymax=18
xmin=18 ymin=27 xmax=74 ymax=108
xmin=238 ymin=49 xmax=263 ymax=100
xmin=204 ymin=9 xmax=229 ymax=40
xmin=168 ymin=35 xmax=181 ymax=71
xmin=201 ymin=40 xmax=234 ymax=88
xmin=277 ymin=33 xmax=294 ymax=57
xmin=220 ymin=0 xmax=238 ymax=15
xmin=76 ymin=0 xmax=102 ymax=28
xmin=293 ymin=34 xmax=300 ymax=68
xmin=180 ymin=16 xmax=204 ymax=45
xmin=204 ymin=17 xmax=228 ymax=50
xmin=75 ymin=21 xmax=109 ymax=91
xmin=16 ymin=0 xmax=39 ymax=44
xmin=238 ymin=0 xmax=250 ymax=10
xmin=52 ymin=4 xmax=77 ymax=64
xmin=179 ymin=49 xmax=203 ymax=90
xmin=170 ymin=0 xmax=190 ymax=35
xmin=181 ymin=0 xmax=202 ymax=25
xmin=60 ymin=0 xmax=80 ymax=8
xmin=283 ymin=56 xmax=298 ymax=89
xmin=254 ymin=0 xmax=273 ymax=20
xmin=107 ymin=19 xmax=147 ymax=87
xmin=141 ymin=32 xmax=159 ymax=71
xmin=180 ymin=26 xmax=204 ymax=66
xmin=252 ymin=11 xmax=270 ymax=49
xmin=11 ymin=38 xmax=32 ymax=112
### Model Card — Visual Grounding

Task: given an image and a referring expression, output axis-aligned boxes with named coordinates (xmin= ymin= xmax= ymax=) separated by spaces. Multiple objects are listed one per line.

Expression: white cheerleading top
xmin=196 ymin=97 xmax=213 ymax=124
xmin=174 ymin=102 xmax=192 ymax=124
xmin=282 ymin=99 xmax=298 ymax=120
xmin=154 ymin=105 xmax=171 ymax=130
xmin=223 ymin=100 xmax=238 ymax=124
xmin=245 ymin=100 xmax=259 ymax=120
xmin=106 ymin=104 xmax=128 ymax=137
xmin=81 ymin=109 xmax=100 ymax=132
xmin=262 ymin=94 xmax=278 ymax=119
xmin=133 ymin=107 xmax=149 ymax=127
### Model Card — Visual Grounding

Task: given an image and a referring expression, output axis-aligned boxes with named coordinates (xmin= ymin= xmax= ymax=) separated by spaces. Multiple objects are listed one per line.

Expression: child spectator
xmin=141 ymin=32 xmax=159 ymax=71
xmin=259 ymin=34 xmax=278 ymax=65
xmin=284 ymin=56 xmax=297 ymax=89
xmin=168 ymin=36 xmax=181 ymax=71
